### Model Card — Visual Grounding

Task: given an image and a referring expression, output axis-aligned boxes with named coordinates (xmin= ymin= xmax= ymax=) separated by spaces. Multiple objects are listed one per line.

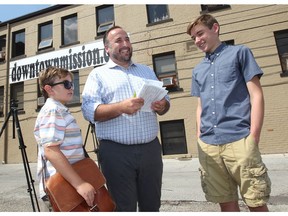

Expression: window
xmin=0 ymin=35 xmax=6 ymax=62
xmin=147 ymin=5 xmax=170 ymax=24
xmin=160 ymin=120 xmax=188 ymax=155
xmin=10 ymin=82 xmax=24 ymax=111
xmin=201 ymin=4 xmax=231 ymax=13
xmin=0 ymin=86 xmax=4 ymax=117
xmin=12 ymin=30 xmax=25 ymax=58
xmin=62 ymin=14 xmax=78 ymax=46
xmin=38 ymin=21 xmax=53 ymax=50
xmin=96 ymin=5 xmax=114 ymax=36
xmin=67 ymin=71 xmax=80 ymax=105
xmin=274 ymin=29 xmax=288 ymax=77
xmin=153 ymin=52 xmax=179 ymax=91
xmin=224 ymin=39 xmax=235 ymax=45
xmin=36 ymin=79 xmax=45 ymax=107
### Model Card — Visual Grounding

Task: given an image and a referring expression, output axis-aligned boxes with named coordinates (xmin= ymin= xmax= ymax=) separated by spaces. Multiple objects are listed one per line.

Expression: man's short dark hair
xmin=103 ymin=25 xmax=122 ymax=46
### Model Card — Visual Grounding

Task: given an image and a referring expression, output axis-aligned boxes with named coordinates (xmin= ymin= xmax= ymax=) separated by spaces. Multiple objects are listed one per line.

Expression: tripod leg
xmin=13 ymin=109 xmax=40 ymax=212
xmin=89 ymin=123 xmax=101 ymax=169
xmin=0 ymin=110 xmax=12 ymax=137
xmin=0 ymin=110 xmax=12 ymax=164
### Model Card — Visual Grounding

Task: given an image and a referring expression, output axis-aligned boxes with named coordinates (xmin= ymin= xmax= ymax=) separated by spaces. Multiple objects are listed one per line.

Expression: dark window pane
xmin=147 ymin=5 xmax=169 ymax=24
xmin=68 ymin=71 xmax=80 ymax=104
xmin=201 ymin=4 xmax=231 ymax=13
xmin=160 ymin=120 xmax=188 ymax=155
xmin=97 ymin=6 xmax=114 ymax=24
xmin=0 ymin=36 xmax=6 ymax=51
xmin=0 ymin=86 xmax=4 ymax=116
xmin=10 ymin=82 xmax=24 ymax=110
xmin=63 ymin=15 xmax=78 ymax=45
xmin=96 ymin=5 xmax=114 ymax=35
xmin=12 ymin=30 xmax=25 ymax=57
xmin=274 ymin=29 xmax=288 ymax=74
xmin=154 ymin=54 xmax=176 ymax=76
xmin=39 ymin=22 xmax=53 ymax=49
xmin=40 ymin=22 xmax=52 ymax=40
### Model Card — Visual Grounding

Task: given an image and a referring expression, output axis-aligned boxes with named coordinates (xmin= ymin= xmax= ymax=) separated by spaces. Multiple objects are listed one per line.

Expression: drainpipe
xmin=3 ymin=22 xmax=11 ymax=164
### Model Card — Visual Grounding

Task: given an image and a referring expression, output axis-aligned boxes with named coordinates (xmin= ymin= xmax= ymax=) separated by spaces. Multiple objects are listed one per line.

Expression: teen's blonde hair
xmin=186 ymin=14 xmax=219 ymax=35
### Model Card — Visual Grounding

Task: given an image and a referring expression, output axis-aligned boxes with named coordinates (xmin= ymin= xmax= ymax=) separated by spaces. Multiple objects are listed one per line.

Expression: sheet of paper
xmin=136 ymin=80 xmax=168 ymax=112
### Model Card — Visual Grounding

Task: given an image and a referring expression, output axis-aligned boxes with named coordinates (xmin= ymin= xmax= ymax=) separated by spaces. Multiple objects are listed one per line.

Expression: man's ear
xmin=104 ymin=45 xmax=110 ymax=56
xmin=43 ymin=85 xmax=53 ymax=96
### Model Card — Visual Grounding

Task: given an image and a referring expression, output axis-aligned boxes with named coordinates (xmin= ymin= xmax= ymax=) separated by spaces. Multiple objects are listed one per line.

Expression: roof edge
xmin=0 ymin=4 xmax=73 ymax=27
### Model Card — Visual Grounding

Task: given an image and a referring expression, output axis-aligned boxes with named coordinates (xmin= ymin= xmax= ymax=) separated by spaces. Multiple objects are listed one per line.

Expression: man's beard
xmin=112 ymin=48 xmax=132 ymax=63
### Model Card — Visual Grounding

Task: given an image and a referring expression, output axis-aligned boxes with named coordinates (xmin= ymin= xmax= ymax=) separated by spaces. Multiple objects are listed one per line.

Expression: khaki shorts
xmin=197 ymin=135 xmax=271 ymax=207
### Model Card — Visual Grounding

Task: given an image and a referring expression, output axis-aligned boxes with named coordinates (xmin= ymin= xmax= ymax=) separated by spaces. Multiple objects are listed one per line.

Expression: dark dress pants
xmin=98 ymin=138 xmax=163 ymax=212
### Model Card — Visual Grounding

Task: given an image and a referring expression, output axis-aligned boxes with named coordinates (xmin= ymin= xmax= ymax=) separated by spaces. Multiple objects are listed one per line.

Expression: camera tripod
xmin=0 ymin=100 xmax=40 ymax=212
xmin=83 ymin=122 xmax=100 ymax=169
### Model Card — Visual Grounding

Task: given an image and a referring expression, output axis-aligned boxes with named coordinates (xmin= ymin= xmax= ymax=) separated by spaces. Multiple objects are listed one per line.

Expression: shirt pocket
xmin=216 ymin=61 xmax=238 ymax=84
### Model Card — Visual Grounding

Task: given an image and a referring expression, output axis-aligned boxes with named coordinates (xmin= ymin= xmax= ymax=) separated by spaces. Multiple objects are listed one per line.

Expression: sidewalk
xmin=0 ymin=153 xmax=288 ymax=212
xmin=160 ymin=153 xmax=288 ymax=211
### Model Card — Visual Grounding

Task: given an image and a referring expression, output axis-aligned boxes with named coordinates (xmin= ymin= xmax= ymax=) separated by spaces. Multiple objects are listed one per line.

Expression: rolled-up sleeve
xmin=81 ymin=70 xmax=102 ymax=123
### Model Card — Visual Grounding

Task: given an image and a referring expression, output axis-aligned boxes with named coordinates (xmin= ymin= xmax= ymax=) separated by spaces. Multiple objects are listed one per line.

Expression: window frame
xmin=0 ymin=86 xmax=4 ymax=117
xmin=61 ymin=13 xmax=78 ymax=46
xmin=152 ymin=51 xmax=180 ymax=91
xmin=0 ymin=35 xmax=6 ymax=62
xmin=96 ymin=5 xmax=115 ymax=37
xmin=38 ymin=21 xmax=53 ymax=50
xmin=67 ymin=70 xmax=80 ymax=105
xmin=12 ymin=29 xmax=25 ymax=58
xmin=10 ymin=82 xmax=24 ymax=111
xmin=160 ymin=119 xmax=188 ymax=155
xmin=200 ymin=4 xmax=231 ymax=13
xmin=146 ymin=5 xmax=171 ymax=25
xmin=274 ymin=29 xmax=288 ymax=77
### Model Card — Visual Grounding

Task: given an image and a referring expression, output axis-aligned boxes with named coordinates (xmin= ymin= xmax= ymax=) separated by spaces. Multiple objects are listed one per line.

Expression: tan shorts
xmin=197 ymin=135 xmax=271 ymax=207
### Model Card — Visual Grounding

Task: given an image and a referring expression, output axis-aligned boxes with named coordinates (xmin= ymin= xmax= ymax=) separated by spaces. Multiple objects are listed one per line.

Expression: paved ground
xmin=0 ymin=153 xmax=287 ymax=212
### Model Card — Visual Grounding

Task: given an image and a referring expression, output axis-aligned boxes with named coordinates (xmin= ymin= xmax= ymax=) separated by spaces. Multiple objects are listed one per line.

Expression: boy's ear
xmin=43 ymin=85 xmax=53 ymax=96
xmin=212 ymin=23 xmax=220 ymax=34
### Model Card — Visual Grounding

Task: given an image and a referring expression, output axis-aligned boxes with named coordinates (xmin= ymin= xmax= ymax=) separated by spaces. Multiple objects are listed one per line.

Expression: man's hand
xmin=121 ymin=97 xmax=144 ymax=115
xmin=151 ymin=98 xmax=169 ymax=115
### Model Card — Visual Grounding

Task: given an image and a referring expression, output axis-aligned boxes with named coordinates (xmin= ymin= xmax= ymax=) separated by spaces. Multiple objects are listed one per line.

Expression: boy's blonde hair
xmin=186 ymin=14 xmax=219 ymax=35
xmin=38 ymin=66 xmax=73 ymax=99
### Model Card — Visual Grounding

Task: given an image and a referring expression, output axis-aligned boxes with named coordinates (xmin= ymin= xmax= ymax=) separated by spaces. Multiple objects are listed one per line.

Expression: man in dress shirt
xmin=81 ymin=26 xmax=170 ymax=212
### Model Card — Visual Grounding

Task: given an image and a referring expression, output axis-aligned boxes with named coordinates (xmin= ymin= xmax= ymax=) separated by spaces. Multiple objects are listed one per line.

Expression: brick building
xmin=0 ymin=4 xmax=287 ymax=163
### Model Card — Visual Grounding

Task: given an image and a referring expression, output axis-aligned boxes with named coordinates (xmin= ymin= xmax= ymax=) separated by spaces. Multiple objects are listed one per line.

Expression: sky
xmin=0 ymin=1 xmax=286 ymax=23
xmin=0 ymin=4 xmax=52 ymax=22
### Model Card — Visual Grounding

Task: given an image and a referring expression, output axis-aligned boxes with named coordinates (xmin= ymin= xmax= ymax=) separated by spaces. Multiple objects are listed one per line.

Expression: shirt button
xmin=211 ymin=98 xmax=214 ymax=101
xmin=214 ymin=125 xmax=217 ymax=128
xmin=212 ymin=112 xmax=215 ymax=115
xmin=211 ymin=86 xmax=214 ymax=88
xmin=211 ymin=74 xmax=214 ymax=76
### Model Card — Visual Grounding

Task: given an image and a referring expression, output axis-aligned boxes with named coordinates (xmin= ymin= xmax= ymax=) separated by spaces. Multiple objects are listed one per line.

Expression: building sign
xmin=9 ymin=39 xmax=109 ymax=84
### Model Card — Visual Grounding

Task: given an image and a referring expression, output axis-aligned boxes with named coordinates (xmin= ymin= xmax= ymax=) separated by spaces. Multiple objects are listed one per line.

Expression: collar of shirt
xmin=205 ymin=43 xmax=227 ymax=62
xmin=107 ymin=59 xmax=136 ymax=69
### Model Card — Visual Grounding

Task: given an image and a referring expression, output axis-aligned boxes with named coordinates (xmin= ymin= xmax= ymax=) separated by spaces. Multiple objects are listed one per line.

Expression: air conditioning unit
xmin=0 ymin=51 xmax=5 ymax=60
xmin=37 ymin=96 xmax=45 ymax=106
xmin=160 ymin=76 xmax=177 ymax=87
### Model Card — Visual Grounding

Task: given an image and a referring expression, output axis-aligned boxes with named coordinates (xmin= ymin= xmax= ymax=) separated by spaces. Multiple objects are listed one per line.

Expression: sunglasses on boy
xmin=50 ymin=80 xmax=74 ymax=90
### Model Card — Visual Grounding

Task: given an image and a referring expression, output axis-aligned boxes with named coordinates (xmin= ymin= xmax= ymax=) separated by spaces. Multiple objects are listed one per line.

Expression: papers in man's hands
xmin=136 ymin=80 xmax=168 ymax=112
